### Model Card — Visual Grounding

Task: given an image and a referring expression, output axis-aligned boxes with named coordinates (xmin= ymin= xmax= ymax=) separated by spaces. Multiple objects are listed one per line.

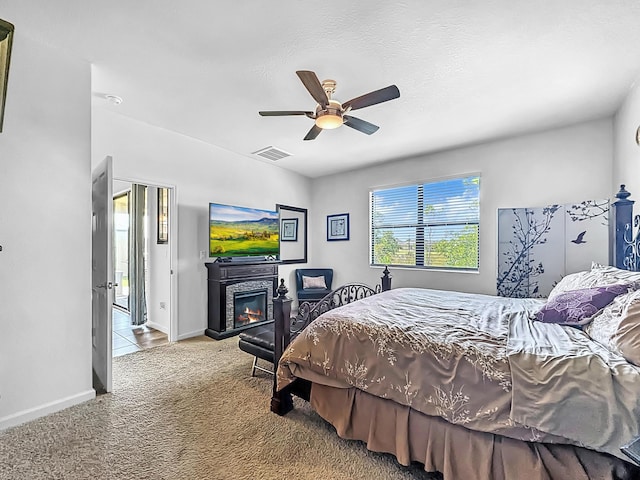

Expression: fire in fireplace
xmin=234 ymin=289 xmax=267 ymax=328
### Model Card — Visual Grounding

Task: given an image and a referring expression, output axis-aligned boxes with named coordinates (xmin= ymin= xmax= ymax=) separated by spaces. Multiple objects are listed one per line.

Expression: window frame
xmin=369 ymin=174 xmax=481 ymax=272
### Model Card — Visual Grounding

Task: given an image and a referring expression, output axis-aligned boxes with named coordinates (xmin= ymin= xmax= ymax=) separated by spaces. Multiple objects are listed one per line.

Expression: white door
xmin=92 ymin=156 xmax=113 ymax=393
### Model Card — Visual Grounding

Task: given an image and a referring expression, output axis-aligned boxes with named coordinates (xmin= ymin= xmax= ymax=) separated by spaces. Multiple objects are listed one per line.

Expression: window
xmin=370 ymin=175 xmax=480 ymax=270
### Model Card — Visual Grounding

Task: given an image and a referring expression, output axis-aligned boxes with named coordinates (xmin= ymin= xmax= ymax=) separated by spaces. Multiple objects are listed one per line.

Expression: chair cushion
xmin=238 ymin=339 xmax=274 ymax=363
xmin=238 ymin=323 xmax=275 ymax=351
xmin=238 ymin=323 xmax=275 ymax=363
xmin=297 ymin=289 xmax=331 ymax=301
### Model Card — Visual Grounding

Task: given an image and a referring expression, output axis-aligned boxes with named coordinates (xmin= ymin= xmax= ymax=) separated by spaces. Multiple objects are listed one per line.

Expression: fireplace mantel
xmin=204 ymin=261 xmax=278 ymax=340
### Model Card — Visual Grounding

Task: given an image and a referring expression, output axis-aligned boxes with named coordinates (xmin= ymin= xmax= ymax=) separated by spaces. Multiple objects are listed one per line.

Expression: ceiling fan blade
xmin=303 ymin=124 xmax=323 ymax=141
xmin=342 ymin=85 xmax=400 ymax=111
xmin=343 ymin=115 xmax=379 ymax=135
xmin=259 ymin=110 xmax=314 ymax=116
xmin=296 ymin=70 xmax=329 ymax=108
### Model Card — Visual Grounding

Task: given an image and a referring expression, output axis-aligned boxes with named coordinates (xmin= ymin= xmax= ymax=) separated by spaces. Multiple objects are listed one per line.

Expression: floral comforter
xmin=277 ymin=287 xmax=640 ymax=461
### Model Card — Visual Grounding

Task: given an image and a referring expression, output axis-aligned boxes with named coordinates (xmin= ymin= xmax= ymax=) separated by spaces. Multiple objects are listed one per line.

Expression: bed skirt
xmin=310 ymin=383 xmax=639 ymax=480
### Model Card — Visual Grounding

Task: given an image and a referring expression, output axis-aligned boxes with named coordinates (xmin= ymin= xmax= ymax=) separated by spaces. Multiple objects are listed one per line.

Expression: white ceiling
xmin=5 ymin=1 xmax=640 ymax=178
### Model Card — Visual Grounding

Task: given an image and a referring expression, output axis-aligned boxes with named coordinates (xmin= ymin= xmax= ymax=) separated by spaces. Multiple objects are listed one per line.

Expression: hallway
xmin=112 ymin=308 xmax=168 ymax=357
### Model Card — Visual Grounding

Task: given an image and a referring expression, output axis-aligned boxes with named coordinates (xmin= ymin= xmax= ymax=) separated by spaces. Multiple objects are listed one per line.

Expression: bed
xmin=270 ymin=187 xmax=640 ymax=479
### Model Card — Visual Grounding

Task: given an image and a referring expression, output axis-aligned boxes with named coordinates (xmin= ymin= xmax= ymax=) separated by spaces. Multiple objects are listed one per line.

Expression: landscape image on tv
xmin=209 ymin=203 xmax=279 ymax=258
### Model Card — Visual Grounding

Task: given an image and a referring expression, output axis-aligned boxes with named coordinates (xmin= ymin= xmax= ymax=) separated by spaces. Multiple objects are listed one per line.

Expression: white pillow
xmin=584 ymin=289 xmax=640 ymax=364
xmin=548 ymin=271 xmax=591 ymax=299
xmin=548 ymin=270 xmax=626 ymax=300
xmin=590 ymin=262 xmax=640 ymax=284
xmin=547 ymin=263 xmax=640 ymax=300
xmin=302 ymin=275 xmax=327 ymax=289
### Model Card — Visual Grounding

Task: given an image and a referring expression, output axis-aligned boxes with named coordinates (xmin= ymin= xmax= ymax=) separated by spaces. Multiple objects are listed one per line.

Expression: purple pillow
xmin=535 ymin=284 xmax=633 ymax=326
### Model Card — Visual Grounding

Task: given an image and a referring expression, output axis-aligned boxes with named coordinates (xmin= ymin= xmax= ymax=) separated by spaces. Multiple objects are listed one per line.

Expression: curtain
xmin=129 ymin=184 xmax=148 ymax=326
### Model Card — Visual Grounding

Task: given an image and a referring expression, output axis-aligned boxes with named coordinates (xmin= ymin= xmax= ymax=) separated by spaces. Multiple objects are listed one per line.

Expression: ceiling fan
xmin=259 ymin=70 xmax=400 ymax=141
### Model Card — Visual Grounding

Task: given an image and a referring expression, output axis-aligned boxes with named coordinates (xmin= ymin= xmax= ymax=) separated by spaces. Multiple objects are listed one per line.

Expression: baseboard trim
xmin=0 ymin=389 xmax=96 ymax=431
xmin=146 ymin=320 xmax=169 ymax=335
xmin=177 ymin=329 xmax=204 ymax=341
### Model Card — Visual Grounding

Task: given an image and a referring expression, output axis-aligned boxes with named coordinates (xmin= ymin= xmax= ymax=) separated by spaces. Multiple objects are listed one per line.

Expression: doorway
xmin=113 ymin=191 xmax=130 ymax=311
xmin=111 ymin=180 xmax=175 ymax=357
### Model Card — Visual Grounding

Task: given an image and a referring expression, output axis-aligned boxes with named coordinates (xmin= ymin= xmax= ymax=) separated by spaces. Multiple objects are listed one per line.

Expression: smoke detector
xmin=105 ymin=94 xmax=123 ymax=105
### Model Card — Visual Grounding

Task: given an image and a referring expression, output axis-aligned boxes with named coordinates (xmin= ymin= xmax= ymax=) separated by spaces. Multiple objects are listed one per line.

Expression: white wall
xmin=309 ymin=119 xmax=614 ymax=295
xmin=147 ymin=185 xmax=171 ymax=334
xmin=613 ymin=80 xmax=640 ymax=197
xmin=0 ymin=33 xmax=94 ymax=428
xmin=92 ymin=108 xmax=311 ymax=339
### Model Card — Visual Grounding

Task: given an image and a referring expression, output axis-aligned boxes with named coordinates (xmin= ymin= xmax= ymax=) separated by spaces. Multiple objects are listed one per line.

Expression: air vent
xmin=252 ymin=146 xmax=292 ymax=161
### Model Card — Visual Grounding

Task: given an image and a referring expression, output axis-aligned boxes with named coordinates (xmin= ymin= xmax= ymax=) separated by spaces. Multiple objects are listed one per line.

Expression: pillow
xmin=302 ymin=275 xmax=327 ymax=289
xmin=613 ymin=297 xmax=640 ymax=366
xmin=585 ymin=289 xmax=640 ymax=366
xmin=548 ymin=271 xmax=593 ymax=299
xmin=548 ymin=268 xmax=635 ymax=300
xmin=590 ymin=262 xmax=640 ymax=284
xmin=534 ymin=284 xmax=633 ymax=326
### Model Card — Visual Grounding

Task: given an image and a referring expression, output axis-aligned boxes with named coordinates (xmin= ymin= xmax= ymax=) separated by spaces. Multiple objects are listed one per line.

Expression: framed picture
xmin=281 ymin=218 xmax=298 ymax=242
xmin=327 ymin=213 xmax=349 ymax=241
xmin=157 ymin=187 xmax=169 ymax=244
xmin=0 ymin=19 xmax=15 ymax=133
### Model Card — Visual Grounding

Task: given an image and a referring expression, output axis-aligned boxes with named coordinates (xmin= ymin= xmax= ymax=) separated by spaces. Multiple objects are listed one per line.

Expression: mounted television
xmin=209 ymin=202 xmax=279 ymax=258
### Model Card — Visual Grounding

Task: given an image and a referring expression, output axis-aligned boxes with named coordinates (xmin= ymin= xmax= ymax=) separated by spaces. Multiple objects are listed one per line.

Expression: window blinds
xmin=370 ymin=175 xmax=480 ymax=270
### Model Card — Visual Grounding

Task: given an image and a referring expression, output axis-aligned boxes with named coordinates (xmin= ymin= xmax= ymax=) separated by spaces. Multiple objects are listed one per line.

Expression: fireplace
xmin=234 ymin=289 xmax=267 ymax=328
xmin=205 ymin=261 xmax=277 ymax=339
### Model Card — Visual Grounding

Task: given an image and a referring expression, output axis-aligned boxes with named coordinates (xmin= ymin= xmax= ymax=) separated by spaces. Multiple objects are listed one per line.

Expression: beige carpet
xmin=0 ymin=336 xmax=437 ymax=480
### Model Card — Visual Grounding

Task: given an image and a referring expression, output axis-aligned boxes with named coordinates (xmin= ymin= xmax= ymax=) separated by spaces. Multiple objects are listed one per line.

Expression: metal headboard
xmin=612 ymin=185 xmax=640 ymax=272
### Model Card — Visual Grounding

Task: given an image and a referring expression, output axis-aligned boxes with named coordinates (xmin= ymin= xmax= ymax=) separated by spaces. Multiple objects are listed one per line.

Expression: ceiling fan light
xmin=315 ymin=112 xmax=343 ymax=129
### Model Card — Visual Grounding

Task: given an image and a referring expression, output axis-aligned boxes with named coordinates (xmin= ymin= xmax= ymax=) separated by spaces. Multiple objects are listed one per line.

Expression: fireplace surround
xmin=205 ymin=261 xmax=278 ymax=339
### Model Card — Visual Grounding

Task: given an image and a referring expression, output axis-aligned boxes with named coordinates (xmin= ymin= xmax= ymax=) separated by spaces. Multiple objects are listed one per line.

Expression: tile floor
xmin=112 ymin=307 xmax=169 ymax=357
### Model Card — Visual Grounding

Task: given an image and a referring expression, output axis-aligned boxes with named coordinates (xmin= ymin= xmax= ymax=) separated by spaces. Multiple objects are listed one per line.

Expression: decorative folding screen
xmin=497 ymin=199 xmax=609 ymax=298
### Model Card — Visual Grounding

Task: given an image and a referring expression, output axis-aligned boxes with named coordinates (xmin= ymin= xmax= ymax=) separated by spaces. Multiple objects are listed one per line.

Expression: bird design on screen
xmin=497 ymin=199 xmax=609 ymax=298
xmin=209 ymin=203 xmax=279 ymax=258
